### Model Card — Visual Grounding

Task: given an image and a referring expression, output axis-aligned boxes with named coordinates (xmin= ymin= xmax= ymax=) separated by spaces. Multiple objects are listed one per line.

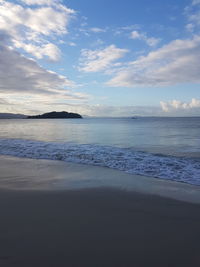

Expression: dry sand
xmin=0 ymin=155 xmax=200 ymax=267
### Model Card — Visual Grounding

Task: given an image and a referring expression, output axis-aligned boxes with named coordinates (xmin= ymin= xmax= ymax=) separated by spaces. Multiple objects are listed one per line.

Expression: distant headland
xmin=0 ymin=113 xmax=27 ymax=119
xmin=27 ymin=111 xmax=82 ymax=119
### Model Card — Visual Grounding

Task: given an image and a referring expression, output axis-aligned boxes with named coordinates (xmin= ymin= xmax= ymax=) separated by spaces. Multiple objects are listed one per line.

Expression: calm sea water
xmin=0 ymin=117 xmax=200 ymax=185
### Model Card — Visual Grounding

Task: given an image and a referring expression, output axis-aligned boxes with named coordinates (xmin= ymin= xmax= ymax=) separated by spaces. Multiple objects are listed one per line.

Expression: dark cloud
xmin=0 ymin=44 xmax=76 ymax=96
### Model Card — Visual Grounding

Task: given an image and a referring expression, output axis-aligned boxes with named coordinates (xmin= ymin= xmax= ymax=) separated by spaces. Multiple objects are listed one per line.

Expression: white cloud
xmin=0 ymin=45 xmax=81 ymax=98
xmin=114 ymin=25 xmax=140 ymax=36
xmin=0 ymin=98 xmax=10 ymax=105
xmin=90 ymin=27 xmax=106 ymax=33
xmin=14 ymin=41 xmax=61 ymax=61
xmin=188 ymin=11 xmax=200 ymax=26
xmin=185 ymin=0 xmax=200 ymax=29
xmin=75 ymin=104 xmax=162 ymax=117
xmin=68 ymin=42 xmax=77 ymax=47
xmin=130 ymin=31 xmax=141 ymax=39
xmin=0 ymin=1 xmax=75 ymax=37
xmin=130 ymin=30 xmax=160 ymax=47
xmin=78 ymin=26 xmax=107 ymax=37
xmin=0 ymin=0 xmax=90 ymax=114
xmin=160 ymin=98 xmax=200 ymax=112
xmin=34 ymin=103 xmax=160 ymax=117
xmin=79 ymin=45 xmax=129 ymax=72
xmin=192 ymin=0 xmax=200 ymax=5
xmin=145 ymin=37 xmax=160 ymax=47
xmin=0 ymin=44 xmax=90 ymax=114
xmin=0 ymin=0 xmax=75 ymax=60
xmin=185 ymin=23 xmax=195 ymax=32
xmin=20 ymin=0 xmax=58 ymax=5
xmin=107 ymin=36 xmax=200 ymax=87
xmin=0 ymin=100 xmax=162 ymax=117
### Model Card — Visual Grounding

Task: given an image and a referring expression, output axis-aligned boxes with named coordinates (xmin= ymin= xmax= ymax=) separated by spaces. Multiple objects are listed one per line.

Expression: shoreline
xmin=0 ymin=155 xmax=200 ymax=204
xmin=1 ymin=138 xmax=199 ymax=186
xmin=0 ymin=155 xmax=200 ymax=266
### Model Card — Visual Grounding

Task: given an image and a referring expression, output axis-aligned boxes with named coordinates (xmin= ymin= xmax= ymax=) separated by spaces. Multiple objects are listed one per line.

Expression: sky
xmin=0 ymin=0 xmax=200 ymax=116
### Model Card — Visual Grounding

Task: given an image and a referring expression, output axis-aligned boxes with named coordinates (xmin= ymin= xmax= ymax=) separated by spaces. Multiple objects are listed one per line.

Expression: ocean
xmin=0 ymin=117 xmax=200 ymax=185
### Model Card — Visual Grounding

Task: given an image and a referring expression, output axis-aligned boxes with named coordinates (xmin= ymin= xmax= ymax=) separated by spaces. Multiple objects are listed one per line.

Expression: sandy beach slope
xmin=0 ymin=155 xmax=200 ymax=267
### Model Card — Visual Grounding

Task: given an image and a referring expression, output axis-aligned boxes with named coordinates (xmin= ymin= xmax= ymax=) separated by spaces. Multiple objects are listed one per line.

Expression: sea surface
xmin=0 ymin=117 xmax=200 ymax=185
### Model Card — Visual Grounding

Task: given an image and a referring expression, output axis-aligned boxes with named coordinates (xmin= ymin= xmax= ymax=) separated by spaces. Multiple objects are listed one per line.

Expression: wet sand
xmin=0 ymin=156 xmax=200 ymax=267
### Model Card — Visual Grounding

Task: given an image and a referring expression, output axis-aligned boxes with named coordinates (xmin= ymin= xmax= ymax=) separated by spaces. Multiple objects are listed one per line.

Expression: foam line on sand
xmin=0 ymin=155 xmax=200 ymax=204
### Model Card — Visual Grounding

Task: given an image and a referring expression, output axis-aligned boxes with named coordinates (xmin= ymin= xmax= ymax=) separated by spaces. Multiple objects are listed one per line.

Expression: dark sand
xmin=0 ymin=156 xmax=200 ymax=267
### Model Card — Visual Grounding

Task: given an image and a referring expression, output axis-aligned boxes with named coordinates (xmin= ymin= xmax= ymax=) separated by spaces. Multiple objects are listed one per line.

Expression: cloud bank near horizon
xmin=160 ymin=98 xmax=200 ymax=112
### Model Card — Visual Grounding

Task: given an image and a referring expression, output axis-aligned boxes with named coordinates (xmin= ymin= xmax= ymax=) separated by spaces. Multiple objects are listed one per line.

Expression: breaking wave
xmin=0 ymin=138 xmax=200 ymax=185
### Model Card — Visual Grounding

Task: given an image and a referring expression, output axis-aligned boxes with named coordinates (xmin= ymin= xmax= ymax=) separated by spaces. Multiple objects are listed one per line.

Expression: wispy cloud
xmin=130 ymin=30 xmax=161 ymax=47
xmin=20 ymin=0 xmax=59 ymax=5
xmin=85 ymin=105 xmax=161 ymax=117
xmin=114 ymin=24 xmax=140 ymax=36
xmin=89 ymin=27 xmax=107 ymax=33
xmin=185 ymin=23 xmax=195 ymax=32
xmin=185 ymin=0 xmax=200 ymax=33
xmin=42 ymin=104 xmax=161 ymax=117
xmin=192 ymin=0 xmax=200 ymax=6
xmin=107 ymin=35 xmax=200 ymax=87
xmin=79 ymin=45 xmax=129 ymax=72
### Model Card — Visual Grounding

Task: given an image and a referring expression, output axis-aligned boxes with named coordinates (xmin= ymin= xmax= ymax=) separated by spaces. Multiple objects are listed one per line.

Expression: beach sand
xmin=0 ymin=155 xmax=200 ymax=267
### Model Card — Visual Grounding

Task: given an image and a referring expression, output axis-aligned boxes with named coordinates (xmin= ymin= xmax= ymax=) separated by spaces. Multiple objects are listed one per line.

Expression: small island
xmin=27 ymin=111 xmax=82 ymax=119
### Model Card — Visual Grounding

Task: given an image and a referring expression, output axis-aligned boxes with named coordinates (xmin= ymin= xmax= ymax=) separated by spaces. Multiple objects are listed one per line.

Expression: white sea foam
xmin=0 ymin=138 xmax=199 ymax=185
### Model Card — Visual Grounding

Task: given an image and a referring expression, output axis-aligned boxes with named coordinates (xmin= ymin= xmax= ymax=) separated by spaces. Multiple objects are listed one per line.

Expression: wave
xmin=0 ymin=138 xmax=199 ymax=185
